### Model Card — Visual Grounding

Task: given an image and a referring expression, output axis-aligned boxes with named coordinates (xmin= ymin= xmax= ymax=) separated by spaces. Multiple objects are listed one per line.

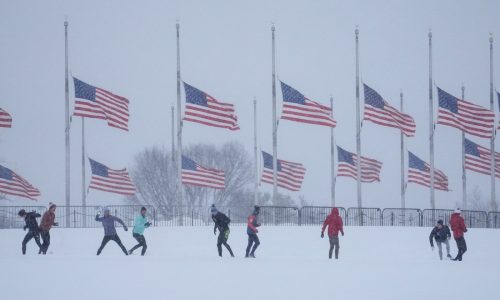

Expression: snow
xmin=1 ymin=226 xmax=498 ymax=300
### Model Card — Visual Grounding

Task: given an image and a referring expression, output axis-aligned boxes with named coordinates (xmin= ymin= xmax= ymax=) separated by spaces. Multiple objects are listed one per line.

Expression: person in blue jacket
xmin=95 ymin=208 xmax=128 ymax=256
xmin=128 ymin=207 xmax=151 ymax=256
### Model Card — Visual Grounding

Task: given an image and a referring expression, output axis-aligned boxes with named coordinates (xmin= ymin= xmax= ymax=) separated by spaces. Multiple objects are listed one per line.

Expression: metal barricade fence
xmin=299 ymin=206 xmax=347 ymax=226
xmin=0 ymin=206 xmax=47 ymax=229
xmin=382 ymin=208 xmax=422 ymax=227
xmin=259 ymin=206 xmax=299 ymax=226
xmin=347 ymin=208 xmax=381 ymax=226
xmin=154 ymin=206 xmax=212 ymax=226
xmin=461 ymin=210 xmax=488 ymax=228
xmin=488 ymin=212 xmax=500 ymax=228
xmin=422 ymin=209 xmax=453 ymax=227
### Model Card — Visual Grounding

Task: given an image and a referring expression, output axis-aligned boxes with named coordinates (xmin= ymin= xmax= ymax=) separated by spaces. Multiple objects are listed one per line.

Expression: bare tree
xmin=467 ymin=185 xmax=497 ymax=211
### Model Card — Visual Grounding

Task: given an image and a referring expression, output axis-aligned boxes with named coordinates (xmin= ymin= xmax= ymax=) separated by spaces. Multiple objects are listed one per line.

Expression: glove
xmin=53 ymin=222 xmax=59 ymax=227
xmin=321 ymin=232 xmax=324 ymax=238
xmin=124 ymin=227 xmax=128 ymax=232
xmin=23 ymin=226 xmax=27 ymax=231
xmin=214 ymin=228 xmax=217 ymax=235
xmin=464 ymin=228 xmax=467 ymax=233
xmin=145 ymin=222 xmax=151 ymax=227
xmin=341 ymin=232 xmax=344 ymax=236
xmin=255 ymin=229 xmax=259 ymax=234
xmin=431 ymin=246 xmax=434 ymax=251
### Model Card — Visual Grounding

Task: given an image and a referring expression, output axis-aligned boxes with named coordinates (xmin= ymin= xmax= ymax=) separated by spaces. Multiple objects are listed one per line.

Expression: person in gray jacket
xmin=95 ymin=208 xmax=129 ymax=256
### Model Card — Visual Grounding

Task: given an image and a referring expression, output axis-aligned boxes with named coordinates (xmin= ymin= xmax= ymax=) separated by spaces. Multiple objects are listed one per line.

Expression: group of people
xmin=18 ymin=204 xmax=468 ymax=261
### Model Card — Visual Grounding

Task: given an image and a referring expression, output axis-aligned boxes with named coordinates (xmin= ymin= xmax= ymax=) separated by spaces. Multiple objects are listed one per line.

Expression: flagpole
xmin=254 ymin=98 xmax=259 ymax=205
xmin=428 ymin=30 xmax=436 ymax=210
xmin=271 ymin=24 xmax=278 ymax=203
xmin=64 ymin=20 xmax=71 ymax=227
xmin=171 ymin=105 xmax=175 ymax=162
xmin=400 ymin=91 xmax=405 ymax=210
xmin=490 ymin=34 xmax=497 ymax=211
xmin=330 ymin=96 xmax=336 ymax=207
xmin=461 ymin=84 xmax=467 ymax=209
xmin=81 ymin=118 xmax=86 ymax=227
xmin=176 ymin=22 xmax=183 ymax=209
xmin=355 ymin=27 xmax=362 ymax=211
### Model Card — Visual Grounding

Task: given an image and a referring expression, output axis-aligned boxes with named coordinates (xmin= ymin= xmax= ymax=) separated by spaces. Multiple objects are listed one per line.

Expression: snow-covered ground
xmin=1 ymin=226 xmax=498 ymax=300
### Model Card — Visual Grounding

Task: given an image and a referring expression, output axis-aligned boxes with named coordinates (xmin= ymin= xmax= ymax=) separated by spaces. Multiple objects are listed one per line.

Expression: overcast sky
xmin=1 ymin=0 xmax=499 ymax=209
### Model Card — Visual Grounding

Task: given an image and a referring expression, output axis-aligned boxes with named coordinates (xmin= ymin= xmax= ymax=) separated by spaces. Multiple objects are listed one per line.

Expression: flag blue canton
xmin=262 ymin=151 xmax=282 ymax=171
xmin=0 ymin=165 xmax=13 ymax=180
xmin=408 ymin=152 xmax=427 ymax=171
xmin=337 ymin=147 xmax=355 ymax=165
xmin=363 ymin=84 xmax=385 ymax=109
xmin=74 ymin=78 xmax=97 ymax=102
xmin=89 ymin=158 xmax=109 ymax=177
xmin=437 ymin=88 xmax=458 ymax=113
xmin=464 ymin=138 xmax=481 ymax=156
xmin=182 ymin=156 xmax=198 ymax=170
xmin=280 ymin=81 xmax=306 ymax=104
xmin=184 ymin=82 xmax=208 ymax=106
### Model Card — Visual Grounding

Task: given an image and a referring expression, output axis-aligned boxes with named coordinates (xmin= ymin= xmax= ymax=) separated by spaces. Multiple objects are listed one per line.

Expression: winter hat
xmin=254 ymin=205 xmax=261 ymax=215
xmin=210 ymin=204 xmax=218 ymax=215
xmin=140 ymin=206 xmax=147 ymax=212
xmin=454 ymin=208 xmax=461 ymax=214
xmin=437 ymin=219 xmax=444 ymax=225
xmin=103 ymin=207 xmax=110 ymax=214
xmin=18 ymin=209 xmax=26 ymax=216
xmin=49 ymin=202 xmax=56 ymax=209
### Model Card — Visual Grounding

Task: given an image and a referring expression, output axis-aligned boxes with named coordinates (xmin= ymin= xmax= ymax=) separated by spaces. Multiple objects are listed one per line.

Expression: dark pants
xmin=217 ymin=229 xmax=234 ymax=257
xmin=40 ymin=230 xmax=51 ymax=254
xmin=97 ymin=234 xmax=128 ymax=256
xmin=246 ymin=233 xmax=260 ymax=257
xmin=329 ymin=236 xmax=340 ymax=259
xmin=129 ymin=233 xmax=147 ymax=256
xmin=22 ymin=230 xmax=42 ymax=255
xmin=454 ymin=237 xmax=467 ymax=261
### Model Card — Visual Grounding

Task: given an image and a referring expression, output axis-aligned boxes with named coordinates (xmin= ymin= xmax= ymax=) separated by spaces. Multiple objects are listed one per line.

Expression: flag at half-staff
xmin=437 ymin=87 xmax=494 ymax=139
xmin=73 ymin=77 xmax=130 ymax=131
xmin=363 ymin=84 xmax=416 ymax=137
xmin=408 ymin=152 xmax=448 ymax=191
xmin=336 ymin=146 xmax=383 ymax=183
xmin=261 ymin=151 xmax=306 ymax=191
xmin=88 ymin=159 xmax=136 ymax=195
xmin=183 ymin=82 xmax=239 ymax=130
xmin=0 ymin=164 xmax=40 ymax=200
xmin=279 ymin=81 xmax=336 ymax=127
xmin=0 ymin=107 xmax=12 ymax=128
xmin=464 ymin=138 xmax=500 ymax=178
xmin=181 ymin=156 xmax=225 ymax=189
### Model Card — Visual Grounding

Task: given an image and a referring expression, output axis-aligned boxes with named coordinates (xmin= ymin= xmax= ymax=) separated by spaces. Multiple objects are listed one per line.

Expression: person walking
xmin=321 ymin=208 xmax=344 ymax=259
xmin=450 ymin=208 xmax=467 ymax=261
xmin=39 ymin=203 xmax=58 ymax=255
xmin=429 ymin=219 xmax=452 ymax=260
xmin=210 ymin=205 xmax=234 ymax=257
xmin=245 ymin=206 xmax=261 ymax=258
xmin=128 ymin=207 xmax=151 ymax=256
xmin=18 ymin=209 xmax=42 ymax=255
xmin=95 ymin=208 xmax=129 ymax=256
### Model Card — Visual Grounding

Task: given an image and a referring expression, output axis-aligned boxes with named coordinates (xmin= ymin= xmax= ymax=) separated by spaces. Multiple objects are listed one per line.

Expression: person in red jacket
xmin=321 ymin=208 xmax=344 ymax=259
xmin=245 ymin=206 xmax=261 ymax=258
xmin=450 ymin=208 xmax=467 ymax=261
xmin=39 ymin=203 xmax=58 ymax=255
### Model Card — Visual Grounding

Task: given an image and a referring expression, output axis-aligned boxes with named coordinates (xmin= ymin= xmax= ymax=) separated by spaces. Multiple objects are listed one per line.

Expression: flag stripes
xmin=181 ymin=156 xmax=225 ymax=189
xmin=73 ymin=78 xmax=130 ymax=131
xmin=261 ymin=151 xmax=306 ymax=191
xmin=280 ymin=81 xmax=336 ymax=127
xmin=363 ymin=84 xmax=416 ymax=137
xmin=437 ymin=87 xmax=494 ymax=139
xmin=88 ymin=159 xmax=136 ymax=196
xmin=183 ymin=82 xmax=239 ymax=130
xmin=336 ymin=146 xmax=382 ymax=183
xmin=408 ymin=152 xmax=448 ymax=191
xmin=0 ymin=165 xmax=40 ymax=200
xmin=464 ymin=138 xmax=500 ymax=178
xmin=0 ymin=108 xmax=12 ymax=128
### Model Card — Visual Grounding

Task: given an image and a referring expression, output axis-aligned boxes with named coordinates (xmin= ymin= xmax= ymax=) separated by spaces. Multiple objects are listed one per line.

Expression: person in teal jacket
xmin=128 ymin=207 xmax=151 ymax=256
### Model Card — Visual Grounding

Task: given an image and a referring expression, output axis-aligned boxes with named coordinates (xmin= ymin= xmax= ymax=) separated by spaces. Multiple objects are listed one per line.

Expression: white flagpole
xmin=330 ymin=96 xmax=336 ymax=207
xmin=355 ymin=27 xmax=362 ymax=209
xmin=176 ymin=22 xmax=183 ymax=209
xmin=428 ymin=30 xmax=436 ymax=210
xmin=254 ymin=98 xmax=259 ymax=205
xmin=461 ymin=84 xmax=467 ymax=209
xmin=400 ymin=91 xmax=405 ymax=210
xmin=272 ymin=25 xmax=278 ymax=203
xmin=64 ymin=20 xmax=71 ymax=227
xmin=490 ymin=34 xmax=497 ymax=211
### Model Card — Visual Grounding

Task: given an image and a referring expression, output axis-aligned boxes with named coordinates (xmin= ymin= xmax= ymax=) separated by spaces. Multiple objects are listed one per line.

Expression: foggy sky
xmin=1 ymin=0 xmax=499 ymax=209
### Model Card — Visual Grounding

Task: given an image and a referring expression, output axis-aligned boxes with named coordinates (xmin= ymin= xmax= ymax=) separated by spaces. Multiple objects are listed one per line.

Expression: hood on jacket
xmin=331 ymin=208 xmax=339 ymax=216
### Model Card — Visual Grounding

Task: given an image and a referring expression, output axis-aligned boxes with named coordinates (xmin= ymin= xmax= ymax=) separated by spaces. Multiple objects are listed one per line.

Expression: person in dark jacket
xmin=429 ymin=219 xmax=452 ymax=260
xmin=210 ymin=205 xmax=234 ymax=257
xmin=321 ymin=208 xmax=344 ymax=259
xmin=245 ymin=206 xmax=261 ymax=258
xmin=39 ymin=203 xmax=58 ymax=255
xmin=128 ymin=207 xmax=151 ymax=256
xmin=18 ymin=209 xmax=42 ymax=255
xmin=95 ymin=208 xmax=129 ymax=256
xmin=450 ymin=209 xmax=467 ymax=261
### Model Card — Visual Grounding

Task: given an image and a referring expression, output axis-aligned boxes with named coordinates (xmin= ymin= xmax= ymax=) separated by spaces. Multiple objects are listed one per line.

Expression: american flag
xmin=363 ymin=84 xmax=416 ymax=137
xmin=0 ymin=165 xmax=40 ymax=200
xmin=464 ymin=138 xmax=500 ymax=178
xmin=336 ymin=146 xmax=383 ymax=183
xmin=182 ymin=156 xmax=225 ymax=189
xmin=88 ymin=159 xmax=136 ymax=196
xmin=261 ymin=151 xmax=306 ymax=191
xmin=408 ymin=152 xmax=448 ymax=191
xmin=0 ymin=107 xmax=12 ymax=128
xmin=73 ymin=77 xmax=130 ymax=131
xmin=183 ymin=82 xmax=239 ymax=130
xmin=437 ymin=87 xmax=494 ymax=139
xmin=280 ymin=81 xmax=336 ymax=127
